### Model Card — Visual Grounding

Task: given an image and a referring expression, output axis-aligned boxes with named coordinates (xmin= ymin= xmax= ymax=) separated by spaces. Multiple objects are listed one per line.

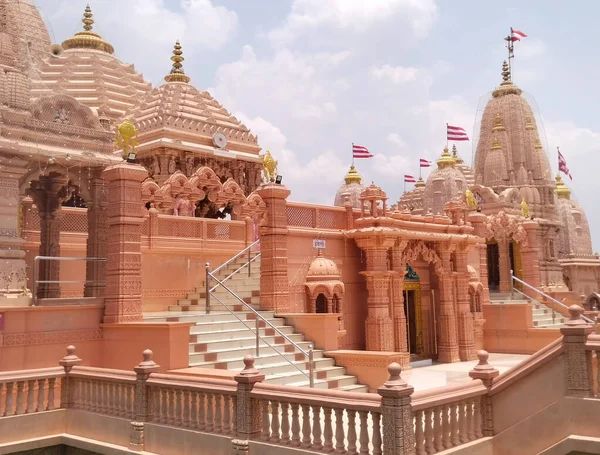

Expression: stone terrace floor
xmin=406 ymin=353 xmax=530 ymax=392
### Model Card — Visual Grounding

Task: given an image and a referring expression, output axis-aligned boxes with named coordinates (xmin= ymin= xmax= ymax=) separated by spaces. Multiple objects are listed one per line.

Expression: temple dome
xmin=555 ymin=175 xmax=594 ymax=258
xmin=30 ymin=5 xmax=152 ymax=123
xmin=452 ymin=145 xmax=475 ymax=186
xmin=307 ymin=250 xmax=341 ymax=280
xmin=0 ymin=0 xmax=51 ymax=71
xmin=398 ymin=177 xmax=425 ymax=214
xmin=423 ymin=146 xmax=467 ymax=214
xmin=334 ymin=165 xmax=365 ymax=209
xmin=473 ymin=61 xmax=555 ymax=218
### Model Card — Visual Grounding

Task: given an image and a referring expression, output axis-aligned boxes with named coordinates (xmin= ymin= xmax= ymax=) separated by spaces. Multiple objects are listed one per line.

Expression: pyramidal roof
xmin=128 ymin=41 xmax=259 ymax=153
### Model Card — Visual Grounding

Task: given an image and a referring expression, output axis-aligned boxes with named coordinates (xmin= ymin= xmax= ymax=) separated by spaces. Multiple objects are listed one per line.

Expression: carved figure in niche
xmin=114 ymin=119 xmax=138 ymax=159
xmin=185 ymin=156 xmax=194 ymax=176
xmin=521 ymin=199 xmax=530 ymax=219
xmin=150 ymin=157 xmax=160 ymax=177
xmin=465 ymin=189 xmax=477 ymax=210
xmin=168 ymin=157 xmax=177 ymax=174
xmin=262 ymin=150 xmax=278 ymax=183
xmin=54 ymin=108 xmax=69 ymax=124
xmin=173 ymin=194 xmax=192 ymax=217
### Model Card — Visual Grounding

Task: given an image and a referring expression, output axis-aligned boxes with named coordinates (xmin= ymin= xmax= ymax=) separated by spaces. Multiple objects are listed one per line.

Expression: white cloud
xmin=387 ymin=133 xmax=408 ymax=149
xmin=370 ymin=65 xmax=423 ymax=85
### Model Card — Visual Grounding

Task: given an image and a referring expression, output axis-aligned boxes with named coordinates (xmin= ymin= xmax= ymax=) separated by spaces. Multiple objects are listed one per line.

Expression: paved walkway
xmin=404 ymin=353 xmax=530 ymax=392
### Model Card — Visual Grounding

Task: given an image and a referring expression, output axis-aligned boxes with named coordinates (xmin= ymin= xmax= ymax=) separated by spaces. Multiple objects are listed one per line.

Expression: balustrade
xmin=0 ymin=368 xmax=62 ymax=416
xmin=286 ymin=203 xmax=348 ymax=230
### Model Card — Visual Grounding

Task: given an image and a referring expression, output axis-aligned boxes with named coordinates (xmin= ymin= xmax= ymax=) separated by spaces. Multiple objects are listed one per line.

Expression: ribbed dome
xmin=307 ymin=250 xmax=341 ymax=280
xmin=334 ymin=165 xmax=365 ymax=209
xmin=423 ymin=146 xmax=467 ymax=214
xmin=555 ymin=175 xmax=594 ymax=258
xmin=30 ymin=6 xmax=151 ymax=123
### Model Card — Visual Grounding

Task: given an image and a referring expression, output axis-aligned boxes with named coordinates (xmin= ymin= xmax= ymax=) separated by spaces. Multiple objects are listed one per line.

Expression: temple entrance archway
xmin=403 ymin=264 xmax=423 ymax=355
xmin=487 ymin=240 xmax=500 ymax=291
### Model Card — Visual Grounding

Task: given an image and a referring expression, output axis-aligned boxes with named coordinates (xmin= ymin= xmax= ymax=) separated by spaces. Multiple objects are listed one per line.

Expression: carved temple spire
xmin=164 ymin=40 xmax=191 ymax=83
xmin=61 ymin=4 xmax=115 ymax=54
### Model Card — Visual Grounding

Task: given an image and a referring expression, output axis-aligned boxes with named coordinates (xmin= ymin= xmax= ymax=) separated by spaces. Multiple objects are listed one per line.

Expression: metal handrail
xmin=206 ymin=269 xmax=314 ymax=388
xmin=211 ymin=239 xmax=260 ymax=276
xmin=510 ymin=270 xmax=594 ymax=324
xmin=32 ymin=256 xmax=107 ymax=306
xmin=209 ymin=292 xmax=312 ymax=382
xmin=209 ymin=252 xmax=262 ymax=294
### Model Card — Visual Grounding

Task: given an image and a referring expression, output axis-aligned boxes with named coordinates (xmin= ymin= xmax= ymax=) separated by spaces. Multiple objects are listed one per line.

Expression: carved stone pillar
xmin=102 ymin=163 xmax=148 ymax=323
xmin=28 ymin=173 xmax=69 ymax=299
xmin=467 ymin=212 xmax=491 ymax=304
xmin=391 ymin=242 xmax=410 ymax=368
xmin=420 ymin=281 xmax=433 ymax=356
xmin=498 ymin=238 xmax=511 ymax=293
xmin=436 ymin=247 xmax=460 ymax=363
xmin=0 ymin=175 xmax=30 ymax=306
xmin=255 ymin=183 xmax=291 ymax=312
xmin=521 ymin=220 xmax=542 ymax=294
xmin=84 ymin=175 xmax=108 ymax=297
xmin=455 ymin=248 xmax=476 ymax=361
xmin=560 ymin=305 xmax=594 ymax=397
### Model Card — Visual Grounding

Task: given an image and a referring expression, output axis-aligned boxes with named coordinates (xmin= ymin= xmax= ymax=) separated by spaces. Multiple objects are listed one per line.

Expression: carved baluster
xmin=301 ymin=404 xmax=311 ymax=448
xmin=334 ymin=408 xmax=346 ymax=454
xmin=270 ymin=400 xmax=280 ymax=442
xmin=116 ymin=383 xmax=123 ymax=416
xmin=222 ymin=395 xmax=231 ymax=435
xmin=5 ymin=382 xmax=14 ymax=416
xmin=206 ymin=393 xmax=214 ymax=432
xmin=459 ymin=401 xmax=468 ymax=444
xmin=36 ymin=379 xmax=45 ymax=412
xmin=262 ymin=401 xmax=271 ymax=441
xmin=312 ymin=405 xmax=323 ymax=451
xmin=127 ymin=384 xmax=134 ymax=419
xmin=108 ymin=382 xmax=114 ymax=415
xmin=16 ymin=382 xmax=25 ymax=415
xmin=322 ymin=407 xmax=334 ymax=453
xmin=442 ymin=403 xmax=451 ymax=449
xmin=160 ymin=389 xmax=167 ymax=424
xmin=358 ymin=410 xmax=369 ymax=455
xmin=98 ymin=381 xmax=105 ymax=414
xmin=424 ymin=409 xmax=434 ymax=454
xmin=26 ymin=380 xmax=35 ymax=413
xmin=214 ymin=394 xmax=222 ymax=434
xmin=415 ymin=410 xmax=425 ymax=455
xmin=183 ymin=390 xmax=191 ymax=427
xmin=347 ymin=409 xmax=358 ymax=455
xmin=474 ymin=397 xmax=483 ymax=438
xmin=291 ymin=403 xmax=301 ymax=447
xmin=47 ymin=378 xmax=56 ymax=410
xmin=190 ymin=391 xmax=198 ymax=429
xmin=198 ymin=391 xmax=206 ymax=430
xmin=80 ymin=380 xmax=87 ymax=411
xmin=88 ymin=381 xmax=95 ymax=412
xmin=231 ymin=395 xmax=237 ymax=435
xmin=372 ymin=412 xmax=382 ymax=455
xmin=175 ymin=389 xmax=183 ymax=426
xmin=280 ymin=402 xmax=291 ymax=445
xmin=167 ymin=389 xmax=176 ymax=425
xmin=450 ymin=402 xmax=459 ymax=447
xmin=467 ymin=399 xmax=475 ymax=441
xmin=434 ymin=406 xmax=444 ymax=452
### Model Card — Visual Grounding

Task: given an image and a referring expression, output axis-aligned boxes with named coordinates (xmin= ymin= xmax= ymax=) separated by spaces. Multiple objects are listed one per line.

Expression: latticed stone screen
xmin=61 ymin=209 xmax=88 ymax=233
xmin=317 ymin=209 xmax=346 ymax=229
xmin=286 ymin=206 xmax=315 ymax=228
xmin=286 ymin=204 xmax=347 ymax=230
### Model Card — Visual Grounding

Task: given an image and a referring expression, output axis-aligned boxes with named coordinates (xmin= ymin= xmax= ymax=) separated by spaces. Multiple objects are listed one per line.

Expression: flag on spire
xmin=404 ymin=175 xmax=416 ymax=183
xmin=511 ymin=28 xmax=527 ymax=42
xmin=420 ymin=159 xmax=432 ymax=168
xmin=352 ymin=144 xmax=373 ymax=159
xmin=447 ymin=125 xmax=469 ymax=142
xmin=558 ymin=147 xmax=572 ymax=180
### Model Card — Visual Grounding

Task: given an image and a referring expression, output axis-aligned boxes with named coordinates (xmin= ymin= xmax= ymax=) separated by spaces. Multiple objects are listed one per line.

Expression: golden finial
xmin=344 ymin=165 xmax=362 ymax=185
xmin=492 ymin=113 xmax=505 ymax=132
xmin=465 ymin=189 xmax=477 ymax=210
xmin=555 ymin=174 xmax=571 ymax=200
xmin=164 ymin=40 xmax=191 ymax=83
xmin=437 ymin=146 xmax=456 ymax=169
xmin=415 ymin=176 xmax=425 ymax=188
xmin=525 ymin=117 xmax=534 ymax=131
xmin=501 ymin=60 xmax=511 ymax=83
xmin=491 ymin=137 xmax=502 ymax=150
xmin=493 ymin=60 xmax=522 ymax=98
xmin=521 ymin=199 xmax=530 ymax=218
xmin=61 ymin=5 xmax=114 ymax=54
xmin=534 ymin=138 xmax=543 ymax=149
xmin=451 ymin=144 xmax=464 ymax=164
xmin=114 ymin=119 xmax=139 ymax=160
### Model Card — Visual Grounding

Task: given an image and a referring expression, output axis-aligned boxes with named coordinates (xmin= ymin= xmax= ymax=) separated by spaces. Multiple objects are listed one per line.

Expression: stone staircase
xmin=144 ymin=254 xmax=368 ymax=392
xmin=490 ymin=292 xmax=565 ymax=328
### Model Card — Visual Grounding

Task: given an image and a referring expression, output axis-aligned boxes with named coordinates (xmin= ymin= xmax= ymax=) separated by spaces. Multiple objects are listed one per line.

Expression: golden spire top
xmin=492 ymin=113 xmax=505 ymax=132
xmin=414 ymin=176 xmax=426 ymax=188
xmin=491 ymin=137 xmax=502 ymax=150
xmin=61 ymin=5 xmax=114 ymax=54
xmin=555 ymin=174 xmax=571 ymax=199
xmin=437 ymin=146 xmax=456 ymax=169
xmin=344 ymin=165 xmax=362 ymax=185
xmin=451 ymin=144 xmax=464 ymax=164
xmin=492 ymin=60 xmax=522 ymax=98
xmin=501 ymin=60 xmax=511 ymax=83
xmin=164 ymin=40 xmax=191 ymax=83
xmin=525 ymin=117 xmax=534 ymax=131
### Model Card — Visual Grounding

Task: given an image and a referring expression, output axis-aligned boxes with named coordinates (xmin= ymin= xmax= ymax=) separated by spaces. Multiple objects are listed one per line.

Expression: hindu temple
xmin=0 ymin=1 xmax=599 ymax=454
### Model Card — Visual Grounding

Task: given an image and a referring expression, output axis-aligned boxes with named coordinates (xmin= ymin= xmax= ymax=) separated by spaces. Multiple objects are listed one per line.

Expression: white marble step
xmin=189 ymin=333 xmax=305 ymax=354
xmin=189 ymin=340 xmax=314 ymax=364
xmin=190 ymin=349 xmax=326 ymax=370
xmin=191 ymin=325 xmax=296 ymax=343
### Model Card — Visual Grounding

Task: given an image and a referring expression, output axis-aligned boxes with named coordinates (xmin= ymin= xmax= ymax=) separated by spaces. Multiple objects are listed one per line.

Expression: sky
xmin=34 ymin=0 xmax=600 ymax=249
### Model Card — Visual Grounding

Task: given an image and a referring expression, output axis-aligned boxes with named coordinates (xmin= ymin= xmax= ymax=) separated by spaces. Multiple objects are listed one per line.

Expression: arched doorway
xmin=487 ymin=239 xmax=500 ymax=291
xmin=403 ymin=264 xmax=423 ymax=355
xmin=315 ymin=294 xmax=327 ymax=313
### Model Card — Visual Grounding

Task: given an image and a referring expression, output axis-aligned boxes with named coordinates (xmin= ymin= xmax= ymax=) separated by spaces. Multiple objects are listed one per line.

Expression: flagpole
xmin=446 ymin=123 xmax=448 ymax=149
xmin=352 ymin=143 xmax=354 ymax=166
xmin=419 ymin=164 xmax=422 ymax=179
xmin=505 ymin=28 xmax=514 ymax=80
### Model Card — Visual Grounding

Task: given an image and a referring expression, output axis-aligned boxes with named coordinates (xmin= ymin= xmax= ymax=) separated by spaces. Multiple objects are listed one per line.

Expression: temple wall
xmin=562 ymin=263 xmax=599 ymax=296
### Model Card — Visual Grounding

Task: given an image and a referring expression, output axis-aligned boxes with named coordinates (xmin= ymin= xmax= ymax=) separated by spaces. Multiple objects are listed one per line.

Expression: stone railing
xmin=0 ymin=367 xmax=63 ymax=416
xmin=286 ymin=202 xmax=348 ymax=230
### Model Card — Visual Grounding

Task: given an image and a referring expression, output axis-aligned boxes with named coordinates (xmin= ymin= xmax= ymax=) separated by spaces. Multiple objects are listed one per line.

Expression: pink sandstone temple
xmin=0 ymin=1 xmax=599 ymax=454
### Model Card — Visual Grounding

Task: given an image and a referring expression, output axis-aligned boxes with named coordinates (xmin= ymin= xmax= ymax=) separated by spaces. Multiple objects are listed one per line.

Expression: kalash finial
xmin=164 ymin=40 xmax=191 ymax=83
xmin=83 ymin=4 xmax=94 ymax=32
xmin=493 ymin=60 xmax=522 ymax=98
xmin=61 ymin=4 xmax=114 ymax=54
xmin=555 ymin=174 xmax=571 ymax=200
xmin=501 ymin=60 xmax=511 ymax=83
xmin=437 ymin=146 xmax=456 ymax=169
xmin=344 ymin=165 xmax=362 ymax=185
xmin=451 ymin=144 xmax=464 ymax=164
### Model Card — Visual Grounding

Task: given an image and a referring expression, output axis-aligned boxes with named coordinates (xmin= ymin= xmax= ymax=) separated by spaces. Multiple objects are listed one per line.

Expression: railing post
xmin=248 ymin=244 xmax=251 ymax=278
xmin=233 ymin=355 xmax=265 ymax=454
xmin=560 ymin=305 xmax=594 ymax=397
xmin=308 ymin=344 xmax=315 ymax=388
xmin=509 ymin=270 xmax=514 ymax=301
xmin=205 ymin=262 xmax=211 ymax=314
xmin=59 ymin=345 xmax=82 ymax=409
xmin=377 ymin=363 xmax=415 ymax=455
xmin=255 ymin=317 xmax=260 ymax=357
xmin=469 ymin=350 xmax=499 ymax=436
xmin=131 ymin=349 xmax=161 ymax=452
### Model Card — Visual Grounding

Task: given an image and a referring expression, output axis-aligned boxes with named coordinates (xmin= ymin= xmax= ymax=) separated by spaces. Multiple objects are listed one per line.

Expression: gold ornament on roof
xmin=414 ymin=176 xmax=426 ymax=188
xmin=491 ymin=137 xmax=502 ymax=151
xmin=521 ymin=199 xmax=530 ymax=218
xmin=164 ymin=40 xmax=191 ymax=83
xmin=525 ymin=117 xmax=534 ymax=131
xmin=437 ymin=146 xmax=456 ymax=169
xmin=555 ymin=174 xmax=571 ymax=200
xmin=493 ymin=60 xmax=522 ymax=98
xmin=344 ymin=165 xmax=362 ymax=185
xmin=114 ymin=119 xmax=139 ymax=159
xmin=262 ymin=150 xmax=279 ymax=183
xmin=465 ymin=189 xmax=477 ymax=210
xmin=492 ymin=113 xmax=505 ymax=132
xmin=451 ymin=144 xmax=464 ymax=164
xmin=61 ymin=5 xmax=115 ymax=54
